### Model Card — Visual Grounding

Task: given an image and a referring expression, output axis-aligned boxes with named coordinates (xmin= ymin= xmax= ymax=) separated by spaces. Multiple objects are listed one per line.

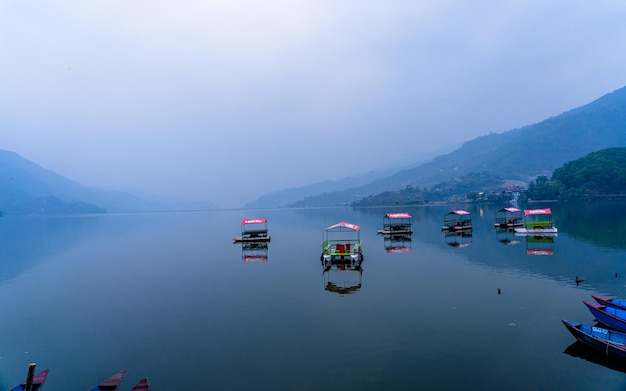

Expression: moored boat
xmin=89 ymin=370 xmax=126 ymax=391
xmin=130 ymin=378 xmax=151 ymax=391
xmin=592 ymin=295 xmax=626 ymax=311
xmin=321 ymin=221 xmax=363 ymax=263
xmin=377 ymin=212 xmax=413 ymax=235
xmin=234 ymin=218 xmax=271 ymax=243
xmin=494 ymin=207 xmax=523 ymax=229
xmin=583 ymin=301 xmax=626 ymax=332
xmin=562 ymin=319 xmax=626 ymax=360
xmin=10 ymin=367 xmax=49 ymax=391
xmin=514 ymin=208 xmax=558 ymax=235
xmin=441 ymin=210 xmax=472 ymax=231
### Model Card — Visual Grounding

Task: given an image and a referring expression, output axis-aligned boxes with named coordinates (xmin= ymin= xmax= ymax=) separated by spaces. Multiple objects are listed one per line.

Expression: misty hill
xmin=244 ymin=146 xmax=459 ymax=209
xmin=283 ymin=86 xmax=626 ymax=207
xmin=0 ymin=150 xmax=216 ymax=214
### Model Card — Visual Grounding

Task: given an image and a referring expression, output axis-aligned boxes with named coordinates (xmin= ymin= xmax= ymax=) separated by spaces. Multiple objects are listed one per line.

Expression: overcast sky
xmin=2 ymin=1 xmax=626 ymax=208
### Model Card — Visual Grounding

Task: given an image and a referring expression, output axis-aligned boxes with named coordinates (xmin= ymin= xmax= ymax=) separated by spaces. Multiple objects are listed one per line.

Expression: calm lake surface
xmin=2 ymin=201 xmax=626 ymax=390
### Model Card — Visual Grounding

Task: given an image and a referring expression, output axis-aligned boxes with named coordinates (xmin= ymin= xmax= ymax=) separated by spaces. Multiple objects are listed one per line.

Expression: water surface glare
xmin=1 ymin=203 xmax=626 ymax=390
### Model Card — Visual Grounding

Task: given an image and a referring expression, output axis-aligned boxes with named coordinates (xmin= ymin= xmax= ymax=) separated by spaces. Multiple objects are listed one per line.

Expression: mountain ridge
xmin=280 ymin=86 xmax=626 ymax=207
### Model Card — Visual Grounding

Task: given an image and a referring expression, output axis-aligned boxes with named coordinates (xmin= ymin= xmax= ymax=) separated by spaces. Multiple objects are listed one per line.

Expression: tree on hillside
xmin=527 ymin=175 xmax=561 ymax=200
xmin=552 ymin=147 xmax=626 ymax=195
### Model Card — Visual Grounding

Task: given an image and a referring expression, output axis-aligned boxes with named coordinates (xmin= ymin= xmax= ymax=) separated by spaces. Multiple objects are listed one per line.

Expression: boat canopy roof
xmin=325 ymin=221 xmax=360 ymax=231
xmin=524 ymin=208 xmax=552 ymax=216
xmin=447 ymin=209 xmax=471 ymax=215
xmin=497 ymin=207 xmax=521 ymax=213
xmin=384 ymin=212 xmax=412 ymax=219
xmin=242 ymin=218 xmax=267 ymax=224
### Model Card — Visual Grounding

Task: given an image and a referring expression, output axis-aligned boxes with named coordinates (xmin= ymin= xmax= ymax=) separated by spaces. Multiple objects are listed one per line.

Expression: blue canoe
xmin=584 ymin=301 xmax=626 ymax=332
xmin=593 ymin=294 xmax=626 ymax=311
xmin=10 ymin=369 xmax=49 ymax=391
xmin=89 ymin=370 xmax=126 ymax=391
xmin=562 ymin=319 xmax=626 ymax=360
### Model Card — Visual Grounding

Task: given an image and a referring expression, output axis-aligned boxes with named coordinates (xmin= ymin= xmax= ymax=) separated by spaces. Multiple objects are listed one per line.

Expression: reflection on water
xmin=240 ymin=242 xmax=269 ymax=263
xmin=495 ymin=228 xmax=521 ymax=245
xmin=525 ymin=235 xmax=555 ymax=256
xmin=564 ymin=341 xmax=626 ymax=375
xmin=444 ymin=230 xmax=472 ymax=248
xmin=322 ymin=259 xmax=363 ymax=295
xmin=2 ymin=203 xmax=626 ymax=390
xmin=383 ymin=235 xmax=412 ymax=253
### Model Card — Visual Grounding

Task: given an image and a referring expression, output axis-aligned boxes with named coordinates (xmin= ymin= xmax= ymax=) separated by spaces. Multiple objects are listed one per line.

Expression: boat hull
xmin=10 ymin=369 xmax=49 ymax=391
xmin=514 ymin=227 xmax=558 ymax=235
xmin=593 ymin=295 xmax=626 ymax=311
xmin=584 ymin=301 xmax=626 ymax=332
xmin=562 ymin=319 xmax=626 ymax=360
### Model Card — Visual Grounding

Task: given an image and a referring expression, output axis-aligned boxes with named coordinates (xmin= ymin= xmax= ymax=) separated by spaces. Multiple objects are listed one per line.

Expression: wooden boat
xmin=321 ymin=221 xmax=363 ymax=263
xmin=592 ymin=295 xmax=626 ymax=311
xmin=441 ymin=210 xmax=472 ymax=231
xmin=562 ymin=319 xmax=626 ymax=360
xmin=377 ymin=212 xmax=412 ymax=235
xmin=130 ymin=378 xmax=151 ymax=391
xmin=583 ymin=301 xmax=626 ymax=332
xmin=233 ymin=218 xmax=271 ymax=243
xmin=494 ymin=207 xmax=523 ymax=229
xmin=89 ymin=370 xmax=126 ymax=391
xmin=10 ymin=368 xmax=49 ymax=391
xmin=514 ymin=208 xmax=558 ymax=235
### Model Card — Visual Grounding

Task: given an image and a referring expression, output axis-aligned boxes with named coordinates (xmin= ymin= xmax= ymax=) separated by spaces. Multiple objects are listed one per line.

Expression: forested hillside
xmin=527 ymin=147 xmax=626 ymax=200
xmin=288 ymin=86 xmax=626 ymax=207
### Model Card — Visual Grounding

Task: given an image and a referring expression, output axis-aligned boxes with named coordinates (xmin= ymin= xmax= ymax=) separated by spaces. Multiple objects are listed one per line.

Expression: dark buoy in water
xmin=497 ymin=288 xmax=501 ymax=295
xmin=616 ymin=272 xmax=619 ymax=278
xmin=576 ymin=276 xmax=584 ymax=286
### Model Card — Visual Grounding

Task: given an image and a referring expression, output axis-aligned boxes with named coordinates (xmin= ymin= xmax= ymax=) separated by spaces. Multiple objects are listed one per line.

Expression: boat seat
xmin=336 ymin=244 xmax=345 ymax=253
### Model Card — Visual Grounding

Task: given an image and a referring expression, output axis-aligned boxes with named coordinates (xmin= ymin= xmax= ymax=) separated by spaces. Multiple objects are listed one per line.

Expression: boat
xmin=441 ymin=210 xmax=472 ymax=231
xmin=562 ymin=319 xmax=626 ymax=360
xmin=514 ymin=208 xmax=558 ymax=235
xmin=593 ymin=295 xmax=626 ymax=311
xmin=321 ymin=221 xmax=363 ymax=263
xmin=233 ymin=218 xmax=271 ymax=243
xmin=583 ymin=301 xmax=626 ymax=332
xmin=89 ymin=370 xmax=126 ymax=391
xmin=10 ymin=366 xmax=49 ymax=391
xmin=494 ymin=207 xmax=523 ymax=229
xmin=130 ymin=378 xmax=151 ymax=391
xmin=377 ymin=212 xmax=413 ymax=235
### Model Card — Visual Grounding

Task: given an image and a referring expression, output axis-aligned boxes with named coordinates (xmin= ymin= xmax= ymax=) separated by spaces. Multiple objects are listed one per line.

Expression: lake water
xmin=1 ymin=201 xmax=626 ymax=390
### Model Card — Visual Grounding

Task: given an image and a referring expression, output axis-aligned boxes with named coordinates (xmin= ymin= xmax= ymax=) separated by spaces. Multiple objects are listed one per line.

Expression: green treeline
xmin=528 ymin=147 xmax=626 ymax=200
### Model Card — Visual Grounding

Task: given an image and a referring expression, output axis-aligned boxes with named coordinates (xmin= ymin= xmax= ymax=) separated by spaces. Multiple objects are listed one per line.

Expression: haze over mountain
xmin=4 ymin=2 xmax=626 ymax=208
xmin=255 ymin=86 xmax=626 ymax=207
xmin=0 ymin=149 xmax=217 ymax=214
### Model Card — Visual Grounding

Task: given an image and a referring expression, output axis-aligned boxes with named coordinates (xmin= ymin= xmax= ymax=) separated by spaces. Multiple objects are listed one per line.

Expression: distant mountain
xmin=286 ymin=86 xmax=626 ymax=207
xmin=244 ymin=145 xmax=459 ymax=209
xmin=0 ymin=150 xmax=216 ymax=214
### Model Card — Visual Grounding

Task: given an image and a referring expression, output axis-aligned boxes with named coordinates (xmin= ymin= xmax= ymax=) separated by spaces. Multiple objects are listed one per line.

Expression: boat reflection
xmin=384 ymin=234 xmax=412 ymax=253
xmin=241 ymin=242 xmax=269 ymax=263
xmin=525 ymin=235 xmax=555 ymax=256
xmin=564 ymin=341 xmax=626 ymax=374
xmin=444 ymin=230 xmax=472 ymax=248
xmin=495 ymin=228 xmax=521 ymax=245
xmin=321 ymin=258 xmax=363 ymax=295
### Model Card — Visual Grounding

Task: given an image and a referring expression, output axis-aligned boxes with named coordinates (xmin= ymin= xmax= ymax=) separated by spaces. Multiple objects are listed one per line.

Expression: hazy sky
xmin=2 ymin=1 xmax=626 ymax=208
